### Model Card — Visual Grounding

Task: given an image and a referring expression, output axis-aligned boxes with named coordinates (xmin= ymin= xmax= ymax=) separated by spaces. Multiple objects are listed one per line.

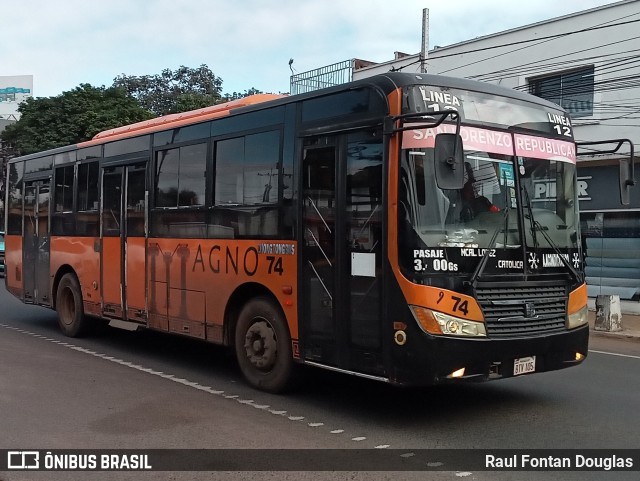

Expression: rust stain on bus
xmin=4 ymin=235 xmax=24 ymax=294
xmin=146 ymin=239 xmax=298 ymax=341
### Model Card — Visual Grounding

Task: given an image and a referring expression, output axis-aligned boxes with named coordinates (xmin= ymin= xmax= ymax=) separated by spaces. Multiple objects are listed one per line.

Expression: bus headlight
xmin=567 ymin=306 xmax=588 ymax=329
xmin=410 ymin=306 xmax=486 ymax=337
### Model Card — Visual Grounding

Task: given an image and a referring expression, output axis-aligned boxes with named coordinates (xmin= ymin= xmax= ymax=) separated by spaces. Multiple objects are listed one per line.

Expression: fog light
xmin=449 ymin=367 xmax=466 ymax=378
xmin=394 ymin=330 xmax=407 ymax=346
xmin=575 ymin=352 xmax=585 ymax=361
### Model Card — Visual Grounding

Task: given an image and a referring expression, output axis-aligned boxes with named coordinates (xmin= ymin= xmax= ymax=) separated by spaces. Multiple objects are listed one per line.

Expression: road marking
xmin=0 ymin=323 xmax=385 ymax=448
xmin=589 ymin=349 xmax=640 ymax=360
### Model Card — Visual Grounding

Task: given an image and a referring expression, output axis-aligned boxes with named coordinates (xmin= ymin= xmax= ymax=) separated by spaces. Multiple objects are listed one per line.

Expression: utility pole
xmin=420 ymin=8 xmax=429 ymax=73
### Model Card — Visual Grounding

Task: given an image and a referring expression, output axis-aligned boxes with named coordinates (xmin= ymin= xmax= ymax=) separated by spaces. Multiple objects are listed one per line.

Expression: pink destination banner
xmin=403 ymin=124 xmax=513 ymax=156
xmin=513 ymin=134 xmax=576 ymax=163
xmin=403 ymin=125 xmax=576 ymax=164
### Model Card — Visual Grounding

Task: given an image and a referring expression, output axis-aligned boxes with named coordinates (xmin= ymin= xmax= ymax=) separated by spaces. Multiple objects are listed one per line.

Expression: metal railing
xmin=290 ymin=59 xmax=353 ymax=95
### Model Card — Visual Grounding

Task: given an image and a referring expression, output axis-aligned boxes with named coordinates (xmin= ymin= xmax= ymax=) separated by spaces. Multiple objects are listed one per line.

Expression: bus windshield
xmin=399 ymin=89 xmax=580 ymax=278
xmin=398 ymin=149 xmax=580 ymax=251
xmin=519 ymin=156 xmax=580 ymax=250
xmin=399 ymin=147 xmax=520 ymax=251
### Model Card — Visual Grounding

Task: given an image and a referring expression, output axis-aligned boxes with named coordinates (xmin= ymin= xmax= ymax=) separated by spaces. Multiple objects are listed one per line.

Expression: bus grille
xmin=475 ymin=283 xmax=567 ymax=338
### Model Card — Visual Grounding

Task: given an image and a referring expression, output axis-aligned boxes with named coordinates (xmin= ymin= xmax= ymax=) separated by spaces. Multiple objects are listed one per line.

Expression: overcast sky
xmin=1 ymin=0 xmax=624 ymax=98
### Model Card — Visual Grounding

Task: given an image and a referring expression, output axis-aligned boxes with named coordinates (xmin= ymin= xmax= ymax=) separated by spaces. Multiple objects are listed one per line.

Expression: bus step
xmin=108 ymin=319 xmax=142 ymax=332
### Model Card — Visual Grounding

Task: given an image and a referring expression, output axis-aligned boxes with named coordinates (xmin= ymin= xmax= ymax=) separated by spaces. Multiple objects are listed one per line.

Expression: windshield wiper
xmin=469 ymin=170 xmax=512 ymax=285
xmin=522 ymin=187 xmax=539 ymax=249
xmin=533 ymin=221 xmax=582 ymax=284
xmin=469 ymin=204 xmax=510 ymax=285
xmin=522 ymin=187 xmax=582 ymax=284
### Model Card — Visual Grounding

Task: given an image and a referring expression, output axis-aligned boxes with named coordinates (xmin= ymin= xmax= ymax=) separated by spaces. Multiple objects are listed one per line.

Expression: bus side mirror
xmin=576 ymin=139 xmax=635 ymax=206
xmin=619 ymin=157 xmax=636 ymax=206
xmin=434 ymin=133 xmax=464 ymax=190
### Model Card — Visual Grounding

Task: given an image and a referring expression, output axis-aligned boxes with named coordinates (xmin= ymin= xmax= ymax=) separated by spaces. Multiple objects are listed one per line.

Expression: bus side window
xmin=76 ymin=161 xmax=100 ymax=236
xmin=52 ymin=164 xmax=75 ymax=235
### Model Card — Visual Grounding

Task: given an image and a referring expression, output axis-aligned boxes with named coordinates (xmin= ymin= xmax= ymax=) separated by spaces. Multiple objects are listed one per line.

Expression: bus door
xmin=23 ymin=179 xmax=51 ymax=305
xmin=302 ymin=138 xmax=338 ymax=365
xmin=101 ymin=163 xmax=147 ymax=321
xmin=301 ymin=131 xmax=384 ymax=376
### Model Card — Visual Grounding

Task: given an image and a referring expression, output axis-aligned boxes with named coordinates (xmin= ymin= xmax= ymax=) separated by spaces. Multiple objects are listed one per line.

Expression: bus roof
xmin=84 ymin=93 xmax=287 ymax=146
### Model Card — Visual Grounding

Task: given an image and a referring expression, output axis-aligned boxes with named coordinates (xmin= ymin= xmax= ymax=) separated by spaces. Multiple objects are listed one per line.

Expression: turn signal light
xmin=410 ymin=306 xmax=442 ymax=334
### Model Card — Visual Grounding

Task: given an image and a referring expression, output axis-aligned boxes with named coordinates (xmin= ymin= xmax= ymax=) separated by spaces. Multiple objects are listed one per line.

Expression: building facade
xmin=292 ymin=0 xmax=640 ymax=300
xmin=0 ymin=75 xmax=33 ymax=121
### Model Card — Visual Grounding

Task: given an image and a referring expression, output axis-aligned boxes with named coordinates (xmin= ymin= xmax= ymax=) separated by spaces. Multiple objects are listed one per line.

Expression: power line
xmin=392 ymin=8 xmax=640 ymax=151
xmin=477 ymin=48 xmax=640 ymax=84
xmin=433 ymin=17 xmax=640 ymax=73
xmin=477 ymin=46 xmax=640 ymax=84
xmin=436 ymin=11 xmax=640 ymax=128
xmin=468 ymin=45 xmax=640 ymax=81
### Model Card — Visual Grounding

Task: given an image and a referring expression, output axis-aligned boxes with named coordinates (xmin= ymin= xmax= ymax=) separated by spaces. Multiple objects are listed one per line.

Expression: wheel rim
xmin=243 ymin=318 xmax=278 ymax=372
xmin=59 ymin=286 xmax=75 ymax=327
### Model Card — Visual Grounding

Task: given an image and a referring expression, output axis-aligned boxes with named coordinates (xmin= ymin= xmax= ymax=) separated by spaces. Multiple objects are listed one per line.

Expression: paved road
xmin=1 ymin=283 xmax=639 ymax=481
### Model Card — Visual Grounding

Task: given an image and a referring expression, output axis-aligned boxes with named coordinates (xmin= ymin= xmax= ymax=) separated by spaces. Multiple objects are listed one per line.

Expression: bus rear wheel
xmin=56 ymin=273 xmax=87 ymax=337
xmin=235 ymin=297 xmax=293 ymax=393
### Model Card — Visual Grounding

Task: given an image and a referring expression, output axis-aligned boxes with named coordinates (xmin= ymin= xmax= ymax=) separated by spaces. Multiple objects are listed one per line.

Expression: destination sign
xmin=403 ymin=126 xmax=577 ymax=163
xmin=410 ymin=247 xmax=581 ymax=274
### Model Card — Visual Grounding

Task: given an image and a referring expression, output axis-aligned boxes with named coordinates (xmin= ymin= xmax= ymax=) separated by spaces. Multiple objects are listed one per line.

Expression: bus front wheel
xmin=235 ymin=297 xmax=293 ymax=393
xmin=56 ymin=273 xmax=87 ymax=337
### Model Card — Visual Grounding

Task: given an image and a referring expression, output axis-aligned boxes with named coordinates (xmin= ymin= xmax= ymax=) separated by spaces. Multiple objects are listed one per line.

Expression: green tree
xmin=113 ymin=64 xmax=223 ymax=116
xmin=0 ymin=84 xmax=154 ymax=155
xmin=221 ymin=87 xmax=265 ymax=102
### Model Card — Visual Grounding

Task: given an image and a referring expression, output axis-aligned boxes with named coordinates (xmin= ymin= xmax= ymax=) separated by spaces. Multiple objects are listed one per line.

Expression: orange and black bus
xmin=5 ymin=72 xmax=630 ymax=392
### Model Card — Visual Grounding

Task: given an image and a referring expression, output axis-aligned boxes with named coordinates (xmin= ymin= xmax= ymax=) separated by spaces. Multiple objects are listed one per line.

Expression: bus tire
xmin=56 ymin=273 xmax=87 ymax=338
xmin=235 ymin=297 xmax=293 ymax=393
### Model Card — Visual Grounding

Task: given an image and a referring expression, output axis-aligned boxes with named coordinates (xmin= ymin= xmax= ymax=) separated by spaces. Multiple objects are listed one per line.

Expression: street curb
xmin=589 ymin=328 xmax=640 ymax=341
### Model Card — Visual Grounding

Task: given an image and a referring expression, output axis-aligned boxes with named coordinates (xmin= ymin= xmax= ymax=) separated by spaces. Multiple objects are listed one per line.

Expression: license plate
xmin=514 ymin=356 xmax=536 ymax=376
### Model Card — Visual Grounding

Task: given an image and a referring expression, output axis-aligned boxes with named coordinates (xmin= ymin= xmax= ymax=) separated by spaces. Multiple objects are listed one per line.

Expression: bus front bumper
xmin=389 ymin=324 xmax=589 ymax=386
